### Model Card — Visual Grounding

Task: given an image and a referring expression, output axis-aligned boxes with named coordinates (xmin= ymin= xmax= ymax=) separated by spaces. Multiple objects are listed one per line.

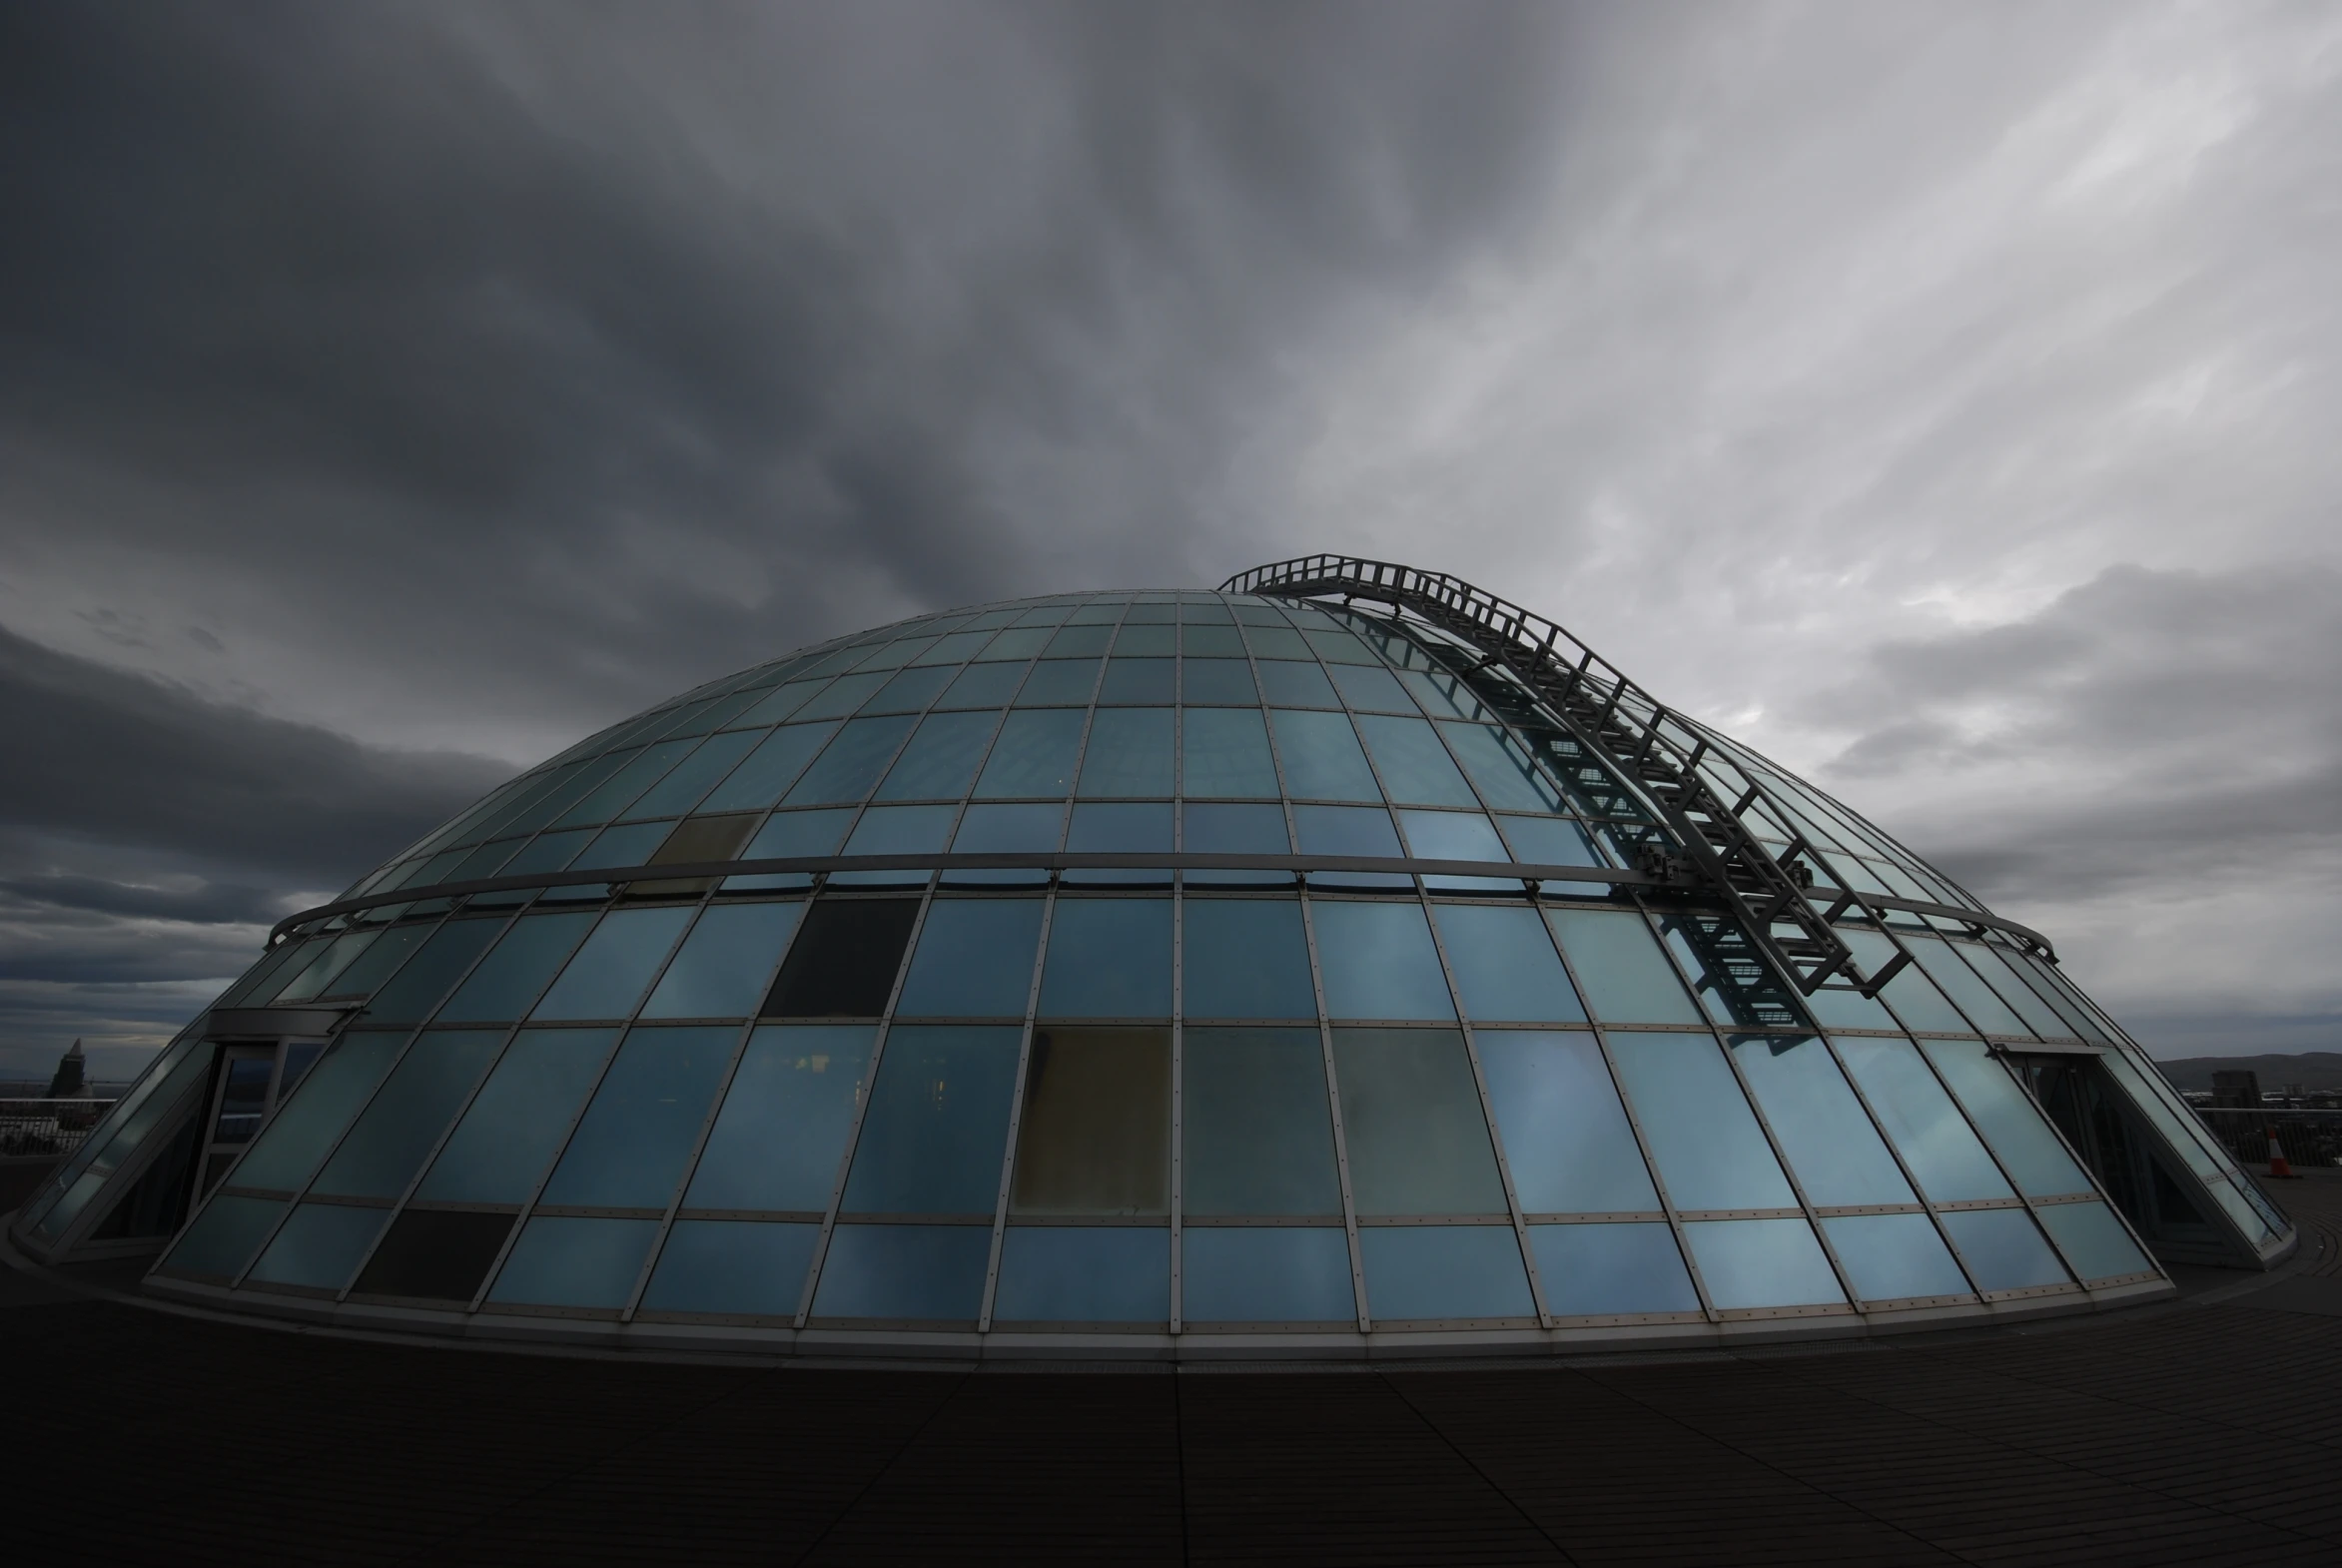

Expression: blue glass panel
xmin=1182 ymin=1029 xmax=1340 ymax=1214
xmin=792 ymin=670 xmax=890 ymax=720
xmin=939 ymin=660 xmax=1028 ymax=708
xmin=697 ymin=723 xmax=839 ymax=813
xmin=640 ymin=902 xmax=804 ymax=1019
xmin=1431 ymin=904 xmax=1584 ymax=1023
xmin=1840 ymin=929 xmax=1970 ymax=1034
xmin=1076 ymin=708 xmax=1173 ymax=798
xmin=1478 ymin=1034 xmax=1656 ymax=1212
xmin=953 ymin=802 xmax=1065 ymax=853
xmin=362 ymin=918 xmax=505 ymax=1025
xmin=783 ymin=715 xmax=918 ymax=806
xmin=531 ymin=907 xmax=695 ymax=1021
xmin=1182 ymin=625 xmax=1245 ymax=657
xmin=1544 ymin=909 xmax=1702 ymax=1024
xmin=1438 ymin=723 xmax=1565 ymax=813
xmin=1683 ymin=1218 xmax=1845 ymax=1308
xmin=1360 ymin=1226 xmax=1534 ymax=1320
xmin=1290 ymin=804 xmax=1404 ymax=862
xmin=811 ymin=1223 xmax=993 ymax=1319
xmin=312 ymin=1030 xmax=504 ymax=1197
xmin=1530 ymin=1222 xmax=1700 ymax=1314
xmin=488 ymin=1216 xmax=659 ymax=1307
xmin=1182 ymin=658 xmax=1257 ymax=706
xmin=861 ymin=664 xmax=954 ymax=715
xmin=1398 ymin=810 xmax=1509 ymax=864
xmin=163 ymin=1194 xmax=286 ymax=1278
xmin=1322 ymin=664 xmax=1412 ymax=714
xmin=1038 ymin=898 xmax=1171 ymax=1017
xmin=435 ymin=913 xmax=596 ymax=1023
xmin=1067 ymin=801 xmax=1172 ymax=853
xmin=417 ymin=1029 xmax=619 ymax=1201
xmin=623 ymin=730 xmax=767 ymax=820
xmin=1180 ymin=1227 xmax=1353 ymax=1321
xmin=994 ymin=1227 xmax=1168 ymax=1322
xmin=1821 ymin=1213 xmax=1970 ymax=1300
xmin=1834 ymin=1038 xmax=2013 ymax=1201
xmin=640 ymin=1220 xmax=818 ymax=1314
xmin=1099 ymin=657 xmax=1173 ymax=705
xmin=272 ymin=928 xmax=387 ymax=1004
xmin=497 ymin=828 xmax=596 ymax=877
xmin=1015 ymin=658 xmax=1103 ymax=706
xmin=1938 ymin=1207 xmax=2070 ymax=1290
xmin=1304 ymin=628 xmax=1381 ymax=665
xmin=1044 ymin=623 xmax=1115 ymax=658
xmin=872 ymin=711 xmax=998 ymax=802
xmin=1728 ymin=1035 xmax=1915 ymax=1206
xmin=1255 ymin=660 xmax=1338 ymax=708
xmin=1269 ymin=711 xmax=1380 ymax=802
xmin=555 ymin=740 xmax=698 ymax=828
xmin=980 ymin=627 xmax=1055 ymax=660
xmin=840 ymin=1027 xmax=1022 ymax=1213
xmin=974 ymin=709 xmax=1086 ymax=799
xmin=1310 ymin=902 xmax=1456 ymax=1021
xmin=686 ymin=1025 xmax=875 ymax=1209
xmin=1493 ymin=815 xmax=1603 ymax=870
xmin=1904 ymin=937 xmax=2028 ymax=1036
xmin=739 ymin=808 xmax=853 ymax=859
xmin=1605 ymin=1035 xmax=1796 ymax=1210
xmin=229 ymin=1035 xmax=404 ymax=1191
xmin=1920 ymin=1040 xmax=2090 ymax=1195
xmin=1183 ymin=802 xmax=1288 ymax=853
xmin=1180 ymin=709 xmax=1279 ymax=798
xmin=732 ymin=679 xmax=827 ymax=728
xmin=538 ymin=1027 xmax=738 ymax=1207
xmin=1396 ymin=667 xmax=1490 ymax=720
xmin=835 ymin=804 xmax=952 ymax=860
xmin=569 ymin=821 xmax=673 ymax=872
xmin=2035 ymin=1200 xmax=2150 ymax=1280
xmin=246 ymin=1201 xmax=390 ymax=1290
xmin=1353 ymin=715 xmax=1478 ymax=807
xmin=1182 ymin=900 xmax=1316 ymax=1020
xmin=1799 ymin=974 xmax=1900 ymax=1032
xmin=897 ymin=900 xmax=1045 ymax=1016
xmin=1114 ymin=623 xmax=1177 ymax=656
xmin=911 ymin=629 xmax=997 ymax=665
xmin=1331 ymin=1029 xmax=1504 ymax=1213
xmin=1241 ymin=624 xmax=1311 ymax=656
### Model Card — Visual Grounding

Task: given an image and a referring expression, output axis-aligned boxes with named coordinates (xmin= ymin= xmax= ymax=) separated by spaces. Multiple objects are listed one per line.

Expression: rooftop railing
xmin=1 ymin=1099 xmax=119 ymax=1161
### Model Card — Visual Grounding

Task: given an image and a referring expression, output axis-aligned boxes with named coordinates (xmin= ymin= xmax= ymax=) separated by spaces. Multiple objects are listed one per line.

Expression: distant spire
xmin=46 ymin=1039 xmax=87 ymax=1099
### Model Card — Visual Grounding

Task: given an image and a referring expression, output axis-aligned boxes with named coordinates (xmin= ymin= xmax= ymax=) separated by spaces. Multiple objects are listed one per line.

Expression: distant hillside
xmin=2150 ymin=1054 xmax=2342 ymax=1093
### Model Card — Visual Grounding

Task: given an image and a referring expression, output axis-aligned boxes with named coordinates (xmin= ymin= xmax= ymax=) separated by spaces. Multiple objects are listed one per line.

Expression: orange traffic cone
xmin=2266 ymin=1129 xmax=2298 ymax=1179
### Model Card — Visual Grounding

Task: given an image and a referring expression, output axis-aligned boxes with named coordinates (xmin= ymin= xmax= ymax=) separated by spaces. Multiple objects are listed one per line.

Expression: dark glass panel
xmin=1290 ymin=804 xmax=1404 ymax=864
xmin=1014 ymin=657 xmax=1104 ymax=706
xmin=361 ymin=918 xmax=506 ymax=1026
xmin=739 ymin=807 xmax=853 ymax=860
xmin=1303 ymin=629 xmax=1381 ymax=665
xmin=554 ymin=740 xmax=697 ymax=828
xmin=1079 ymin=709 xmax=1173 ymax=797
xmin=953 ymin=803 xmax=1065 ymax=854
xmin=1605 ymin=1034 xmax=1796 ymax=1210
xmin=698 ymin=723 xmax=840 ymax=813
xmin=873 ymin=711 xmax=999 ymax=801
xmin=1066 ymin=801 xmax=1172 ymax=854
xmin=1270 ymin=710 xmax=1380 ymax=801
xmin=839 ymin=1027 xmax=1022 ymax=1213
xmin=1398 ymin=809 xmax=1509 ymax=864
xmin=1182 ymin=900 xmax=1316 ymax=1020
xmin=1242 ymin=626 xmax=1313 ymax=661
xmin=1183 ymin=1027 xmax=1341 ymax=1215
xmin=1181 ymin=658 xmax=1257 ymax=705
xmin=1682 ymin=1218 xmax=1846 ymax=1308
xmin=1479 ymin=1034 xmax=1657 ymax=1212
xmin=246 ymin=1201 xmax=390 ymax=1291
xmin=840 ymin=804 xmax=955 ymax=857
xmin=311 ymin=1030 xmax=504 ymax=1198
xmin=640 ymin=902 xmax=804 ymax=1019
xmin=1114 ymin=622 xmax=1177 ymax=656
xmin=938 ymin=660 xmax=1029 ymax=708
xmin=974 ymin=709 xmax=1087 ymax=799
xmin=487 ymin=1216 xmax=660 ymax=1308
xmin=1181 ymin=625 xmax=1247 ymax=658
xmin=1181 ymin=1226 xmax=1353 ymax=1321
xmin=1098 ymin=657 xmax=1174 ymax=705
xmin=622 ymin=730 xmax=767 ymax=820
xmin=538 ymin=1027 xmax=737 ymax=1208
xmin=640 ymin=1220 xmax=819 ymax=1315
xmin=569 ymin=821 xmax=672 ymax=872
xmin=685 ymin=1025 xmax=875 ymax=1209
xmin=1043 ymin=623 xmax=1115 ymax=658
xmin=531 ymin=907 xmax=696 ymax=1021
xmin=792 ymin=670 xmax=890 ymax=720
xmin=763 ymin=899 xmax=921 ymax=1018
xmin=493 ymin=829 xmax=595 ymax=878
xmin=1182 ymin=801 xmax=1288 ymax=853
xmin=161 ymin=1194 xmax=286 ymax=1278
xmin=1038 ymin=898 xmax=1172 ymax=1018
xmin=1728 ymin=1035 xmax=1915 ymax=1206
xmin=1331 ymin=1028 xmax=1505 ymax=1214
xmin=909 ymin=629 xmax=997 ymax=665
xmin=229 ymin=1035 xmax=404 ymax=1192
xmin=896 ymin=900 xmax=1045 ymax=1017
xmin=810 ymin=1223 xmax=992 ymax=1320
xmin=417 ymin=1029 xmax=620 ymax=1202
xmin=861 ymin=664 xmax=955 ymax=715
xmin=783 ymin=715 xmax=919 ymax=806
xmin=1180 ymin=709 xmax=1279 ymax=797
xmin=1820 ymin=1213 xmax=1970 ymax=1301
xmin=1530 ymin=1222 xmax=1701 ymax=1314
xmin=1431 ymin=904 xmax=1584 ymax=1023
xmin=1325 ymin=663 xmax=1416 ymax=714
xmin=1011 ymin=1028 xmax=1170 ymax=1215
xmin=1311 ymin=902 xmax=1456 ymax=1021
xmin=1359 ymin=1226 xmax=1533 ymax=1319
xmin=980 ymin=627 xmax=1056 ymax=661
xmin=994 ymin=1227 xmax=1168 ymax=1322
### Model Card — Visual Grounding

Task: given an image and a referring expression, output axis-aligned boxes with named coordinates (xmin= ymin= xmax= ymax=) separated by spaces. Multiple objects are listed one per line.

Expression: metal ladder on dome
xmin=1221 ymin=554 xmax=1915 ymax=1000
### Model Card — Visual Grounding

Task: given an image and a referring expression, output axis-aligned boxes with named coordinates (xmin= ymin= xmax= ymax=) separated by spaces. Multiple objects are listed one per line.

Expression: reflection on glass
xmin=162 ymin=1194 xmax=286 ymax=1278
xmin=363 ymin=918 xmax=505 ymax=1025
xmin=1180 ymin=1227 xmax=1353 ymax=1321
xmin=1181 ymin=658 xmax=1257 ymax=705
xmin=531 ymin=907 xmax=696 ymax=1021
xmin=2035 ymin=1200 xmax=2150 ymax=1280
xmin=1919 ymin=1040 xmax=2090 ymax=1196
xmin=783 ymin=714 xmax=917 ymax=805
xmin=840 ymin=1027 xmax=1022 ymax=1214
xmin=994 ymin=1227 xmax=1168 ymax=1321
xmin=246 ymin=1202 xmax=390 ymax=1290
xmin=1821 ymin=1213 xmax=1970 ymax=1301
xmin=1037 ymin=899 xmax=1171 ymax=1018
xmin=640 ymin=902 xmax=805 ymax=1020
xmin=1182 ymin=1029 xmax=1341 ymax=1215
xmin=1011 ymin=1029 xmax=1170 ymax=1215
xmin=1834 ymin=1037 xmax=2013 ymax=1202
xmin=1181 ymin=900 xmax=1316 ymax=1020
xmin=1840 ymin=930 xmax=1970 ymax=1034
xmin=1543 ymin=909 xmax=1701 ymax=1025
xmin=975 ymin=709 xmax=1087 ymax=798
xmin=1359 ymin=1226 xmax=1534 ymax=1319
xmin=1727 ymin=1036 xmax=1914 ymax=1207
xmin=1310 ymin=902 xmax=1456 ymax=1022
xmin=418 ymin=1030 xmax=619 ymax=1202
xmin=1431 ymin=904 xmax=1584 ymax=1023
xmin=1254 ymin=660 xmax=1338 ymax=708
xmin=487 ymin=1215 xmax=659 ymax=1307
xmin=1437 ymin=723 xmax=1562 ymax=813
xmin=1682 ymin=1218 xmax=1845 ymax=1309
xmin=212 ymin=1058 xmax=274 ymax=1145
xmin=538 ymin=1027 xmax=737 ymax=1208
xmin=896 ymin=900 xmax=1043 ymax=1017
xmin=1331 ymin=1029 xmax=1504 ymax=1214
xmin=1080 ymin=709 xmax=1173 ymax=797
xmin=1180 ymin=709 xmax=1280 ymax=797
xmin=1268 ymin=710 xmax=1380 ymax=801
xmin=641 ymin=1220 xmax=818 ymax=1315
xmin=953 ymin=803 xmax=1064 ymax=855
xmin=698 ymin=723 xmax=839 ymax=814
xmin=312 ymin=1030 xmax=503 ymax=1198
xmin=1605 ymin=1035 xmax=1795 ymax=1211
xmin=1353 ymin=715 xmax=1477 ymax=807
xmin=1495 ymin=816 xmax=1604 ymax=869
xmin=1529 ymin=1222 xmax=1700 ymax=1314
xmin=229 ymin=1035 xmax=404 ymax=1192
xmin=1015 ymin=658 xmax=1103 ymax=706
xmin=1325 ymin=663 xmax=1415 ymax=713
xmin=811 ymin=1223 xmax=993 ymax=1319
xmin=1098 ymin=658 xmax=1173 ymax=705
xmin=1478 ymin=1034 xmax=1656 ymax=1212
xmin=1938 ymin=1207 xmax=2070 ymax=1290
xmin=873 ymin=711 xmax=998 ymax=802
xmin=686 ymin=1025 xmax=875 ymax=1210
xmin=1397 ymin=810 xmax=1508 ymax=865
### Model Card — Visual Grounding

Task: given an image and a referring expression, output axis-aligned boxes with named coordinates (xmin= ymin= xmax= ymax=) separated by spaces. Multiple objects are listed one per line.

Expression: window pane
xmin=570 ymin=821 xmax=671 ymax=872
xmin=2035 ymin=1200 xmax=2150 ymax=1280
xmin=841 ymin=803 xmax=955 ymax=858
xmin=1840 ymin=930 xmax=1969 ymax=1034
xmin=229 ymin=1035 xmax=404 ymax=1192
xmin=555 ymin=740 xmax=696 ymax=827
xmin=1067 ymin=801 xmax=1172 ymax=853
xmin=1180 ymin=709 xmax=1279 ymax=798
xmin=1255 ymin=660 xmax=1337 ymax=708
xmin=1180 ymin=1227 xmax=1353 ymax=1321
xmin=311 ymin=1030 xmax=504 ymax=1198
xmin=1291 ymin=804 xmax=1404 ymax=860
xmin=1430 ymin=904 xmax=1584 ymax=1023
xmin=698 ymin=723 xmax=839 ymax=813
xmin=538 ymin=1027 xmax=738 ymax=1208
xmin=1545 ymin=909 xmax=1701 ymax=1025
xmin=1399 ymin=810 xmax=1509 ymax=864
xmin=1016 ymin=658 xmax=1103 ymax=706
xmin=1920 ymin=1040 xmax=2090 ymax=1195
xmin=1904 ymin=937 xmax=2028 ymax=1036
xmin=685 ymin=1025 xmax=875 ymax=1210
xmin=531 ymin=907 xmax=696 ymax=1021
xmin=1478 ymin=1034 xmax=1657 ymax=1212
xmin=1269 ymin=710 xmax=1380 ymax=801
xmin=862 ymin=665 xmax=954 ymax=715
xmin=1098 ymin=657 xmax=1173 ymax=705
xmin=1011 ymin=1029 xmax=1170 ymax=1214
xmin=1605 ymin=1035 xmax=1796 ymax=1210
xmin=1115 ymin=623 xmax=1177 ymax=656
xmin=1352 ymin=715 xmax=1476 ymax=807
xmin=1310 ymin=902 xmax=1456 ymax=1022
xmin=417 ymin=1029 xmax=620 ymax=1202
xmin=1821 ymin=1213 xmax=1970 ymax=1301
xmin=1438 ymin=724 xmax=1565 ymax=813
xmin=1682 ymin=1218 xmax=1846 ymax=1309
xmin=624 ymin=730 xmax=767 ymax=820
xmin=434 ymin=914 xmax=597 ymax=1023
xmin=792 ymin=670 xmax=888 ymax=720
xmin=1834 ymin=1038 xmax=2013 ymax=1202
xmin=1182 ymin=1028 xmax=1341 ymax=1215
xmin=488 ymin=1216 xmax=659 ymax=1308
xmin=162 ymin=1194 xmax=286 ymax=1278
xmin=840 ymin=1027 xmax=1022 ymax=1213
xmin=1359 ymin=1226 xmax=1533 ymax=1320
xmin=495 ymin=828 xmax=595 ymax=877
xmin=639 ymin=903 xmax=804 ymax=1020
xmin=1529 ymin=1222 xmax=1700 ymax=1315
xmin=246 ymin=1201 xmax=390 ymax=1291
xmin=811 ymin=1223 xmax=993 ymax=1319
xmin=783 ymin=715 xmax=917 ymax=805
xmin=734 ymin=680 xmax=828 ymax=728
xmin=641 ymin=1220 xmax=819 ymax=1314
xmin=1968 ymin=946 xmax=2079 ymax=1039
xmin=1728 ymin=1035 xmax=1915 ymax=1206
xmin=1181 ymin=658 xmax=1257 ymax=705
xmin=362 ymin=918 xmax=505 ymax=1026
xmin=873 ymin=711 xmax=999 ymax=802
xmin=953 ymin=802 xmax=1064 ymax=853
xmin=762 ymin=898 xmax=920 ymax=1017
xmin=994 ymin=1227 xmax=1168 ymax=1321
xmin=1044 ymin=623 xmax=1115 ymax=658
xmin=1070 ymin=708 xmax=1171 ymax=799
xmin=1331 ymin=1029 xmax=1505 ymax=1214
xmin=1182 ymin=900 xmax=1316 ymax=1020
xmin=1326 ymin=663 xmax=1415 ymax=713
xmin=273 ymin=928 xmax=386 ymax=1004
xmin=939 ymin=660 xmax=1027 ymax=707
xmin=1183 ymin=802 xmax=1288 ymax=854
xmin=975 ymin=709 xmax=1086 ymax=799
xmin=1304 ymin=628 xmax=1380 ymax=665
xmin=896 ymin=899 xmax=1044 ymax=1017
xmin=909 ymin=629 xmax=995 ymax=666
xmin=1038 ymin=899 xmax=1171 ymax=1018
xmin=1938 ymin=1207 xmax=2070 ymax=1290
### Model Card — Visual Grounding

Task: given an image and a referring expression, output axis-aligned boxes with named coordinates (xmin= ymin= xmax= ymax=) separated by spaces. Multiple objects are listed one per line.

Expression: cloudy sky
xmin=4 ymin=0 xmax=2336 ymax=1078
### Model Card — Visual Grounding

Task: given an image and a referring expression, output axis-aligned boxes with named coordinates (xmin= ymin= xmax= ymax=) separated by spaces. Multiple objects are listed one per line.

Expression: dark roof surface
xmin=7 ymin=1172 xmax=2339 ymax=1566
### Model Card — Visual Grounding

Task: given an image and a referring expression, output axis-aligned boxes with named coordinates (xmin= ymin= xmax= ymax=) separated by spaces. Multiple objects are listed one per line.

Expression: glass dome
xmin=12 ymin=559 xmax=2292 ymax=1359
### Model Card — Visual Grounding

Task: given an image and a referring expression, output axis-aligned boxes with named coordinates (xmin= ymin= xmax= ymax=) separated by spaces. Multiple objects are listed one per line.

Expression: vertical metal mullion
xmin=1294 ymin=891 xmax=1370 ymax=1333
xmin=1170 ymin=877 xmax=1184 ymax=1336
xmin=463 ymin=905 xmax=704 ymax=1313
xmin=979 ymin=888 xmax=1059 ymax=1332
xmin=793 ymin=883 xmax=941 ymax=1327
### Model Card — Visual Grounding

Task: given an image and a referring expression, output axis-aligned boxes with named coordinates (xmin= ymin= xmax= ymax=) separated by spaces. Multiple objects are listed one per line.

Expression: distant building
xmin=2212 ymin=1070 xmax=2263 ymax=1109
xmin=44 ymin=1040 xmax=86 ymax=1099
